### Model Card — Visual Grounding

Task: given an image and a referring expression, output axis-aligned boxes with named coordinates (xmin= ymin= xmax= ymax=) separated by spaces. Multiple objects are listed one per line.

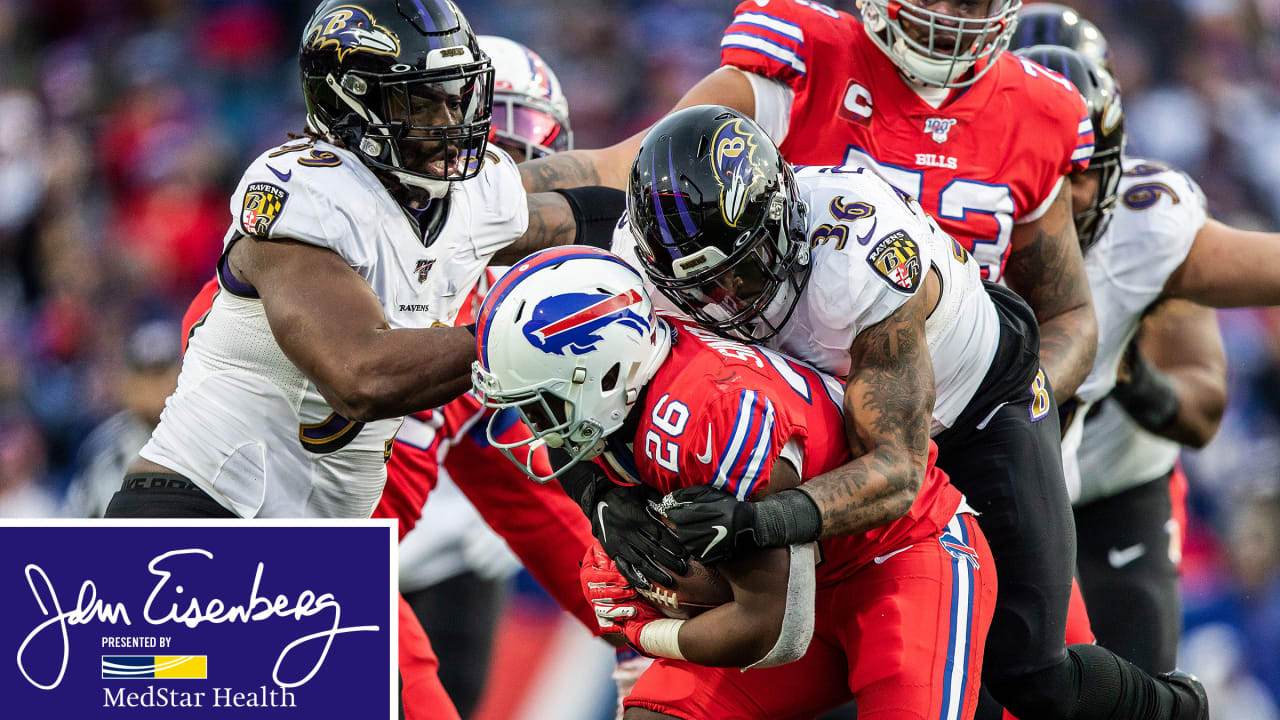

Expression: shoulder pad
xmin=721 ymin=0 xmax=855 ymax=87
xmin=230 ymin=140 xmax=386 ymax=266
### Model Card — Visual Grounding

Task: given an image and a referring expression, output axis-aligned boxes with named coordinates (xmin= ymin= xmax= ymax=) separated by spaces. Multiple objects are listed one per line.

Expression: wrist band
xmin=754 ymin=488 xmax=823 ymax=547
xmin=638 ymin=619 xmax=686 ymax=660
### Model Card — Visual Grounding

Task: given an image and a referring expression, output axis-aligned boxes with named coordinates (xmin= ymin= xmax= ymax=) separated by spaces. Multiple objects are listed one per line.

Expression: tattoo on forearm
xmin=1005 ymin=188 xmax=1096 ymax=401
xmin=492 ymin=193 xmax=575 ymax=265
xmin=802 ymin=301 xmax=934 ymax=538
xmin=519 ymin=152 xmax=602 ymax=193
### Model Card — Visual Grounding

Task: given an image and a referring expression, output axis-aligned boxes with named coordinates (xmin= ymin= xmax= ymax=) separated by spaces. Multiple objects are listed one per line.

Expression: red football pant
xmin=626 ymin=514 xmax=997 ymax=720
xmin=377 ymin=393 xmax=598 ymax=633
xmin=398 ymin=594 xmax=461 ymax=720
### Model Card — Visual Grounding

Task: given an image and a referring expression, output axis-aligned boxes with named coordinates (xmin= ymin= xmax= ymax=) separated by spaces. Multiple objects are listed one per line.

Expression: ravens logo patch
xmin=867 ymin=229 xmax=922 ymax=293
xmin=241 ymin=183 xmax=289 ymax=237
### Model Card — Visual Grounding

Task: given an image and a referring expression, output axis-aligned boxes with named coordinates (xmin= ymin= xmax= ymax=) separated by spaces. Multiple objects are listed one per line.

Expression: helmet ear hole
xmin=602 ymin=363 xmax=621 ymax=392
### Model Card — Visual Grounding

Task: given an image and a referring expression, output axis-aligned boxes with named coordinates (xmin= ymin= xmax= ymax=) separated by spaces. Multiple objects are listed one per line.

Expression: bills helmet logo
xmin=712 ymin=118 xmax=770 ymax=227
xmin=523 ymin=290 xmax=651 ymax=356
xmin=924 ymin=118 xmax=957 ymax=144
xmin=939 ymin=531 xmax=980 ymax=569
xmin=305 ymin=5 xmax=401 ymax=62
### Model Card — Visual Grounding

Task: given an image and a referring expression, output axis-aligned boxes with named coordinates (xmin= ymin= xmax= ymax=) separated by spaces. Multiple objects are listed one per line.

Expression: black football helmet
xmin=1010 ymin=3 xmax=1111 ymax=71
xmin=299 ymin=0 xmax=494 ymax=197
xmin=1015 ymin=45 xmax=1124 ymax=253
xmin=627 ymin=105 xmax=809 ymax=343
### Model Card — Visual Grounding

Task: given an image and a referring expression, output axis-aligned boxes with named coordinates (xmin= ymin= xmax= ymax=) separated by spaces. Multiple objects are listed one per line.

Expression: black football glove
xmin=589 ymin=482 xmax=689 ymax=590
xmin=660 ymin=485 xmax=761 ymax=564
xmin=663 ymin=485 xmax=825 ymax=563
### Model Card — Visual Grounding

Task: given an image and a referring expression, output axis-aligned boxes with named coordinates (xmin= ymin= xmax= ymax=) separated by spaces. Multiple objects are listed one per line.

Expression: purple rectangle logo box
xmin=0 ymin=521 xmax=397 ymax=718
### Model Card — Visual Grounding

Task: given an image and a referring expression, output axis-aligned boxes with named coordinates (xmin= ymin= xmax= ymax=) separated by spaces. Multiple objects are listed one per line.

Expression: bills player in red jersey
xmin=521 ymin=0 xmax=1097 ymax=412
xmin=471 ymin=246 xmax=997 ymax=720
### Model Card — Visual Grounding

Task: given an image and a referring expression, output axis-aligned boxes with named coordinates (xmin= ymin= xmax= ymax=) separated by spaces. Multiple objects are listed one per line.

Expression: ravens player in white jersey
xmin=1014 ymin=40 xmax=1280 ymax=677
xmin=589 ymin=106 xmax=1211 ymax=720
xmin=110 ymin=0 xmax=623 ymax=518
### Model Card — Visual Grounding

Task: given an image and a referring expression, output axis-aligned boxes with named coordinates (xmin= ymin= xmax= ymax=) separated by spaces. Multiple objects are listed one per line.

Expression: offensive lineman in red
xmin=472 ymin=246 xmax=996 ymax=719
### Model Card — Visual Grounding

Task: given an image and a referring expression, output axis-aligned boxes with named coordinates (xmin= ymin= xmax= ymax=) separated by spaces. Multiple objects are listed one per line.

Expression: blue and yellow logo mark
xmin=102 ymin=656 xmax=207 ymax=680
xmin=305 ymin=5 xmax=401 ymax=62
xmin=711 ymin=119 xmax=771 ymax=228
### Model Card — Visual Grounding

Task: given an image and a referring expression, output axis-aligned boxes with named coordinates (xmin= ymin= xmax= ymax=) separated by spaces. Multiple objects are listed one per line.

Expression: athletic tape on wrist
xmin=638 ymin=619 xmax=686 ymax=661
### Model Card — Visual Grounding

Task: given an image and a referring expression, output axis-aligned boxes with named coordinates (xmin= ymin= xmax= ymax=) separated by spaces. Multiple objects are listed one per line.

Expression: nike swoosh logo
xmin=695 ymin=426 xmax=714 ymax=464
xmin=873 ymin=545 xmax=914 ymax=564
xmin=701 ymin=525 xmax=728 ymax=559
xmin=854 ymin=217 xmax=879 ymax=246
xmin=1108 ymin=543 xmax=1146 ymax=568
xmin=597 ymin=502 xmax=609 ymax=544
xmin=266 ymin=164 xmax=292 ymax=183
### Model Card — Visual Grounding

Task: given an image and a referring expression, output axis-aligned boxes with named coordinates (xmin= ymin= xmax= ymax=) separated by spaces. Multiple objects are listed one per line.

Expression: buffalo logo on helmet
xmin=240 ymin=183 xmax=289 ymax=237
xmin=711 ymin=118 xmax=770 ymax=228
xmin=522 ymin=290 xmax=651 ymax=357
xmin=305 ymin=5 xmax=401 ymax=62
xmin=867 ymin=229 xmax=922 ymax=293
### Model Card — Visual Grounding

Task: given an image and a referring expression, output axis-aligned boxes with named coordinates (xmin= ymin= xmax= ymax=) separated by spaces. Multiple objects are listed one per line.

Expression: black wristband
xmin=752 ymin=488 xmax=823 ymax=547
xmin=1111 ymin=347 xmax=1180 ymax=433
xmin=553 ymin=186 xmax=626 ymax=250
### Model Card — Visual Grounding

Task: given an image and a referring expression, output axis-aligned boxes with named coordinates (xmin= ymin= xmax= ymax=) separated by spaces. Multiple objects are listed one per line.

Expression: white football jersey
xmin=140 ymin=140 xmax=528 ymax=518
xmin=614 ymin=166 xmax=1000 ymax=435
xmin=1063 ymin=159 xmax=1207 ymax=503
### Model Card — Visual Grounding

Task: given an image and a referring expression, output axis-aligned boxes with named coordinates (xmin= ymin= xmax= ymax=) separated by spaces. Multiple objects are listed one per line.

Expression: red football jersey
xmin=616 ymin=315 xmax=960 ymax=587
xmin=721 ymin=0 xmax=1093 ymax=280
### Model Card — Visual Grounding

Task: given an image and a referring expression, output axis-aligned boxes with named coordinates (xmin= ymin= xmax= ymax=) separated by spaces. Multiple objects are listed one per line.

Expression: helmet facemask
xmin=860 ymin=0 xmax=1022 ymax=88
xmin=1074 ymin=148 xmax=1122 ymax=255
xmin=490 ymin=93 xmax=572 ymax=161
xmin=324 ymin=58 xmax=494 ymax=196
xmin=638 ymin=191 xmax=810 ymax=344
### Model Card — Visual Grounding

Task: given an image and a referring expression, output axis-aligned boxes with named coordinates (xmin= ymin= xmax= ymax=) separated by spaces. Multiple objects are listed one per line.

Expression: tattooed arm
xmin=800 ymin=290 xmax=936 ymax=538
xmin=490 ymin=191 xmax=576 ymax=265
xmin=1005 ymin=177 xmax=1098 ymax=404
xmin=519 ymin=67 xmax=757 ymax=193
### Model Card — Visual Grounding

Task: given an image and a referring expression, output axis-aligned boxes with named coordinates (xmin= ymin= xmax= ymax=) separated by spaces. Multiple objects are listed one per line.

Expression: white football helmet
xmin=476 ymin=35 xmax=572 ymax=161
xmin=472 ymin=247 xmax=672 ymax=482
xmin=858 ymin=0 xmax=1022 ymax=88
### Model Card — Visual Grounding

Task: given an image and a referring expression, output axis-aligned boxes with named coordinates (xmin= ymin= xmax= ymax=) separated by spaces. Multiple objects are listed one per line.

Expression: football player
xmin=112 ymin=0 xmax=623 ymax=518
xmin=521 ymin=0 xmax=1098 ymax=410
xmin=1014 ymin=41 xmax=1280 ymax=676
xmin=618 ymin=107 xmax=1206 ymax=720
xmin=171 ymin=27 xmax=613 ymax=719
xmin=481 ymin=35 xmax=572 ymax=163
xmin=472 ymin=246 xmax=997 ymax=720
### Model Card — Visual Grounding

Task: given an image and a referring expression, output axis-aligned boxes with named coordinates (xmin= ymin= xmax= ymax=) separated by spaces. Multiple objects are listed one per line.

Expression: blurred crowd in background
xmin=0 ymin=0 xmax=1277 ymax=717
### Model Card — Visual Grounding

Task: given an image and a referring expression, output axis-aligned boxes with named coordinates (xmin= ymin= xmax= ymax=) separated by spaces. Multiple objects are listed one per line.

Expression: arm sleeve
xmin=744 ymin=71 xmax=795 ymax=145
xmin=720 ymin=1 xmax=812 ymax=90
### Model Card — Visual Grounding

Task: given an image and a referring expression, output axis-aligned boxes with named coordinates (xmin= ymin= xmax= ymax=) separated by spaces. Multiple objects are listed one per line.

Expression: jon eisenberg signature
xmin=17 ymin=548 xmax=379 ymax=690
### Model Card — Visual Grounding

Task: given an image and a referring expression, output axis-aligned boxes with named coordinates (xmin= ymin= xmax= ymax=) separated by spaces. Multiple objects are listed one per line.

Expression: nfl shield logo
xmin=924 ymin=118 xmax=957 ymax=144
xmin=415 ymin=259 xmax=435 ymax=284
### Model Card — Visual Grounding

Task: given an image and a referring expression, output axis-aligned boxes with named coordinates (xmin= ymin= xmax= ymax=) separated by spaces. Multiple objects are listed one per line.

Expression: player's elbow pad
xmin=745 ymin=542 xmax=816 ymax=670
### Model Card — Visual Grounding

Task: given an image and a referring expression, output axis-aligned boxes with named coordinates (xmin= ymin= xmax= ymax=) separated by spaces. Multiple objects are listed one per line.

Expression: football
xmin=634 ymin=558 xmax=733 ymax=620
